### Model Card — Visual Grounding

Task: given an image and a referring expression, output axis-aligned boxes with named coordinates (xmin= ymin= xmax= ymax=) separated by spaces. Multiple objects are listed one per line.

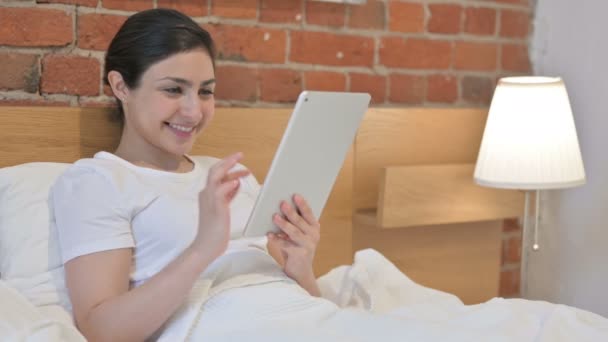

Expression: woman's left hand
xmin=267 ymin=194 xmax=321 ymax=295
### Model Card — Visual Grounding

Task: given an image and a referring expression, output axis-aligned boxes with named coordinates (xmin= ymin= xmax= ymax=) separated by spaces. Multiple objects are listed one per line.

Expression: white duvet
xmin=157 ymin=249 xmax=608 ymax=341
xmin=2 ymin=249 xmax=607 ymax=341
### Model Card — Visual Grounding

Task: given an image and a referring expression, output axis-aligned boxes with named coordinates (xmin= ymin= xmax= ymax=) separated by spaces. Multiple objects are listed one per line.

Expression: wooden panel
xmin=79 ymin=108 xmax=121 ymax=157
xmin=352 ymin=107 xmax=504 ymax=303
xmin=191 ymin=108 xmax=292 ymax=182
xmin=355 ymin=107 xmax=488 ymax=210
xmin=0 ymin=107 xmax=81 ymax=167
xmin=353 ymin=216 xmax=502 ymax=304
xmin=0 ymin=106 xmax=353 ymax=275
xmin=377 ymin=164 xmax=525 ymax=228
xmin=314 ymin=148 xmax=354 ymax=275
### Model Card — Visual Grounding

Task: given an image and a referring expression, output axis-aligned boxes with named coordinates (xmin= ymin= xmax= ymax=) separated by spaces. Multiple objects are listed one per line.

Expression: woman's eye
xmin=164 ymin=87 xmax=182 ymax=95
xmin=199 ymin=89 xmax=214 ymax=96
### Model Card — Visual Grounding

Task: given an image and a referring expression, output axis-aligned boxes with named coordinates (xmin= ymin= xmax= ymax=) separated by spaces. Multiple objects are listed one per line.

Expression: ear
xmin=107 ymin=70 xmax=130 ymax=103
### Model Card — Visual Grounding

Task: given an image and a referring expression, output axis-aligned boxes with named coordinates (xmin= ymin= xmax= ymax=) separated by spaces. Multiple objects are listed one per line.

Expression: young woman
xmin=51 ymin=9 xmax=321 ymax=341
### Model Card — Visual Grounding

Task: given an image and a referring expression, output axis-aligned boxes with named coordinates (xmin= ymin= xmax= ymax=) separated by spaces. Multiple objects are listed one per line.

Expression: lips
xmin=164 ymin=121 xmax=198 ymax=138
xmin=165 ymin=122 xmax=194 ymax=132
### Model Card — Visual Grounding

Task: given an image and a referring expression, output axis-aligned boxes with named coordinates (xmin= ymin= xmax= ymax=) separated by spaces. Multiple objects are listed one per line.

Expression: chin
xmin=161 ymin=142 xmax=194 ymax=157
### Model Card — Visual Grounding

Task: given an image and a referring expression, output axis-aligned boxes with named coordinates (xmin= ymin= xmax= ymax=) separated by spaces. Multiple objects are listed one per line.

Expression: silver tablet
xmin=242 ymin=91 xmax=371 ymax=238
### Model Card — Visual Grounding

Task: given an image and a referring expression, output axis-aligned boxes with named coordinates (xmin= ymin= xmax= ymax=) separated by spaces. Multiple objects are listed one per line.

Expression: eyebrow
xmin=157 ymin=77 xmax=216 ymax=87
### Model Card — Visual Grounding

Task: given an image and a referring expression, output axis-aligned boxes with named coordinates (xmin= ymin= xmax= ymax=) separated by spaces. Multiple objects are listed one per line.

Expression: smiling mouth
xmin=165 ymin=122 xmax=195 ymax=133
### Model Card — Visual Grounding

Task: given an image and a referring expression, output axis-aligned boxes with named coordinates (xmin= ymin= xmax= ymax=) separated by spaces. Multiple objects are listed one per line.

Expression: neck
xmin=114 ymin=127 xmax=192 ymax=173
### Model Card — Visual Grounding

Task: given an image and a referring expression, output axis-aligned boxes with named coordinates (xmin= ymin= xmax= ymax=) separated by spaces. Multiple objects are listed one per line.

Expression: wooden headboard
xmin=1 ymin=106 xmax=523 ymax=304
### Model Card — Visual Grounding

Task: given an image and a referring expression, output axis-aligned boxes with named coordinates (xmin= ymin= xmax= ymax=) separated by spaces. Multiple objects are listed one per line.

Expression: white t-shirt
xmin=50 ymin=151 xmax=267 ymax=287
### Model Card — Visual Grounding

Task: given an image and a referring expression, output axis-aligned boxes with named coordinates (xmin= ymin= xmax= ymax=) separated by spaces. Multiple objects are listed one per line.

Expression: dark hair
xmin=104 ymin=8 xmax=216 ymax=121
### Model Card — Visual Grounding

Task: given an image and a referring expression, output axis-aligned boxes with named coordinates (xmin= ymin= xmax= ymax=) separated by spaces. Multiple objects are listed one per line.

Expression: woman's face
xmin=122 ymin=49 xmax=215 ymax=157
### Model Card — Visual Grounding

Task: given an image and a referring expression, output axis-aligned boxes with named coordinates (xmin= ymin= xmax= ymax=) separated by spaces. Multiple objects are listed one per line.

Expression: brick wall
xmin=0 ymin=0 xmax=529 ymax=296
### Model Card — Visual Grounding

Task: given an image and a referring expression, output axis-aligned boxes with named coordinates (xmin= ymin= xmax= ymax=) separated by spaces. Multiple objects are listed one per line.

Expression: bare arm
xmin=66 ymin=245 xmax=215 ymax=342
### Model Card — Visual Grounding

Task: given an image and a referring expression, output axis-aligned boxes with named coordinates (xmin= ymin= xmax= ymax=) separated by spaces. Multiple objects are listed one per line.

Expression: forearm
xmin=79 ymin=246 xmax=215 ymax=342
xmin=296 ymin=272 xmax=321 ymax=297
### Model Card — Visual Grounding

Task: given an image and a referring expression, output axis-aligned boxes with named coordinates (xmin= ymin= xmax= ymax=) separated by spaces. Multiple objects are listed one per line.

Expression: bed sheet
xmin=2 ymin=249 xmax=607 ymax=342
xmin=158 ymin=249 xmax=608 ymax=341
xmin=0 ymin=279 xmax=84 ymax=342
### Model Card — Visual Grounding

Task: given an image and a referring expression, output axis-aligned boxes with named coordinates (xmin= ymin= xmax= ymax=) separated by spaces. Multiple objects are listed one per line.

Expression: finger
xmin=293 ymin=194 xmax=319 ymax=227
xmin=225 ymin=182 xmax=241 ymax=202
xmin=270 ymin=233 xmax=297 ymax=250
xmin=208 ymin=152 xmax=243 ymax=184
xmin=222 ymin=169 xmax=250 ymax=183
xmin=280 ymin=201 xmax=308 ymax=234
xmin=215 ymin=179 xmax=240 ymax=201
xmin=273 ymin=214 xmax=305 ymax=244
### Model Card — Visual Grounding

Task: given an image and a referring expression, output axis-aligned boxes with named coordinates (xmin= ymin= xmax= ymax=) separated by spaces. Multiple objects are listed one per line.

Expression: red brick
xmin=380 ymin=38 xmax=451 ymax=69
xmin=209 ymin=24 xmax=286 ymax=63
xmin=454 ymin=41 xmax=497 ymax=71
xmin=41 ymin=55 xmax=101 ymax=96
xmin=428 ymin=4 xmax=461 ymax=34
xmin=290 ymin=31 xmax=374 ymax=67
xmin=102 ymin=0 xmax=153 ymax=11
xmin=465 ymin=7 xmax=496 ymax=35
xmin=462 ymin=76 xmax=495 ymax=105
xmin=0 ymin=54 xmax=39 ymax=93
xmin=259 ymin=69 xmax=302 ymax=103
xmin=388 ymin=1 xmax=424 ymax=33
xmin=305 ymin=2 xmax=345 ymax=28
xmin=499 ymin=268 xmax=520 ymax=298
xmin=304 ymin=71 xmax=346 ymax=92
xmin=502 ymin=234 xmax=522 ymax=264
xmin=500 ymin=9 xmax=530 ymax=38
xmin=349 ymin=73 xmax=386 ymax=104
xmin=503 ymin=218 xmax=521 ymax=233
xmin=215 ymin=65 xmax=258 ymax=102
xmin=158 ymin=0 xmax=209 ymax=17
xmin=349 ymin=0 xmax=385 ymax=30
xmin=0 ymin=8 xmax=72 ymax=47
xmin=0 ymin=98 xmax=71 ymax=107
xmin=212 ymin=0 xmax=257 ymax=19
xmin=427 ymin=75 xmax=458 ymax=103
xmin=36 ymin=0 xmax=98 ymax=6
xmin=78 ymin=14 xmax=126 ymax=51
xmin=104 ymin=83 xmax=114 ymax=97
xmin=502 ymin=43 xmax=530 ymax=72
xmin=260 ymin=0 xmax=303 ymax=23
xmin=389 ymin=74 xmax=426 ymax=104
xmin=488 ymin=0 xmax=529 ymax=6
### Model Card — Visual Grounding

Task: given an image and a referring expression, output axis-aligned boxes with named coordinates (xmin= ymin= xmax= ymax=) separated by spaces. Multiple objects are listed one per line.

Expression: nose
xmin=181 ymin=93 xmax=203 ymax=123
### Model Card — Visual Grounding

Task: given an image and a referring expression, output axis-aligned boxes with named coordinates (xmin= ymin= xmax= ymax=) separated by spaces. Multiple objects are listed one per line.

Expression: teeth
xmin=168 ymin=123 xmax=194 ymax=132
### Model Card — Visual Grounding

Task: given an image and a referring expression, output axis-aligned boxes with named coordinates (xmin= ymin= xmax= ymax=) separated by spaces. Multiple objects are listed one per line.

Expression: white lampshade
xmin=474 ymin=76 xmax=586 ymax=190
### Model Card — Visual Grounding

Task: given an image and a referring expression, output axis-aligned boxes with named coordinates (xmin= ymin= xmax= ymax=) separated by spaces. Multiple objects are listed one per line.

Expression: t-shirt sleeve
xmin=51 ymin=167 xmax=134 ymax=264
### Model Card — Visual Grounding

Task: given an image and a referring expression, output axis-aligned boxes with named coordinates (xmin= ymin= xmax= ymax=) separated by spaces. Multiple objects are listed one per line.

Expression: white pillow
xmin=0 ymin=279 xmax=84 ymax=341
xmin=0 ymin=162 xmax=73 ymax=310
xmin=0 ymin=162 xmax=69 ymax=278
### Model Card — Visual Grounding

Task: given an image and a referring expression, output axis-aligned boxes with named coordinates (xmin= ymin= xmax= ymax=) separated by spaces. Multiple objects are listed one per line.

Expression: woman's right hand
xmin=192 ymin=152 xmax=250 ymax=259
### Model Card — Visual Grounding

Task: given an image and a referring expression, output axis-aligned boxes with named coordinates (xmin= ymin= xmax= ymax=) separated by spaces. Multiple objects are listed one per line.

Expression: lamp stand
xmin=520 ymin=189 xmax=541 ymax=298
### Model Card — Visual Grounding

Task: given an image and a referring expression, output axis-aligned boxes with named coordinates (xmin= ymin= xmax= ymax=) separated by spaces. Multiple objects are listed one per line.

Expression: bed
xmin=1 ymin=106 xmax=607 ymax=341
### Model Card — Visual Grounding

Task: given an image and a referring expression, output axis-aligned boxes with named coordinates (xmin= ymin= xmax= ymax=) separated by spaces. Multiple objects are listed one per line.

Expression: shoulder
xmin=51 ymin=157 xmax=137 ymax=197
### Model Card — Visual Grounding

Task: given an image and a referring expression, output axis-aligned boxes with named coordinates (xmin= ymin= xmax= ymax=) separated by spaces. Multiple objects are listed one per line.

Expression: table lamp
xmin=474 ymin=76 xmax=586 ymax=296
